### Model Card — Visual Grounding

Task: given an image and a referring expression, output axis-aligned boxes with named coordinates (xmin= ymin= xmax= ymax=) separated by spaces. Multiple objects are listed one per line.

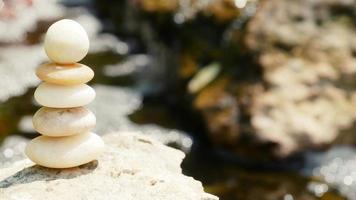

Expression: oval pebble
xmin=44 ymin=19 xmax=89 ymax=64
xmin=33 ymin=107 xmax=96 ymax=137
xmin=36 ymin=63 xmax=94 ymax=85
xmin=25 ymin=132 xmax=105 ymax=168
xmin=34 ymin=82 xmax=95 ymax=108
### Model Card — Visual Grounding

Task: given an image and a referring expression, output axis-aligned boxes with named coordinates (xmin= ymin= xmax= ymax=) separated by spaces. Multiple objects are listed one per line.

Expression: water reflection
xmin=305 ymin=147 xmax=356 ymax=200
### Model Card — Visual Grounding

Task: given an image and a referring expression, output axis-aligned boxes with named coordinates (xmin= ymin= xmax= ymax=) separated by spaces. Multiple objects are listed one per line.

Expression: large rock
xmin=246 ymin=0 xmax=356 ymax=156
xmin=0 ymin=132 xmax=217 ymax=200
xmin=93 ymin=0 xmax=356 ymax=158
xmin=194 ymin=0 xmax=356 ymax=157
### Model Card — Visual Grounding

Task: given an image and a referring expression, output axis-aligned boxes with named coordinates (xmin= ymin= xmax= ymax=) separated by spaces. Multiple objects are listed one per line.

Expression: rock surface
xmin=0 ymin=132 xmax=217 ymax=200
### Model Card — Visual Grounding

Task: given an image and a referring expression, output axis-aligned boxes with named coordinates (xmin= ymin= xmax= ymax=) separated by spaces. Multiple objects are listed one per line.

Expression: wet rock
xmin=245 ymin=0 xmax=356 ymax=156
xmin=0 ymin=132 xmax=217 ymax=200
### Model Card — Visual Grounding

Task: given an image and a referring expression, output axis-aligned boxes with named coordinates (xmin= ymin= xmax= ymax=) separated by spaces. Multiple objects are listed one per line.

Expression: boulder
xmin=194 ymin=0 xmax=356 ymax=157
xmin=246 ymin=0 xmax=356 ymax=156
xmin=0 ymin=132 xmax=217 ymax=200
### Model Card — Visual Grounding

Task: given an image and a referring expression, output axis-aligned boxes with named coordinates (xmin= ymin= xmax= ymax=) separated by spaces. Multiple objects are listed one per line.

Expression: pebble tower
xmin=25 ymin=19 xmax=105 ymax=168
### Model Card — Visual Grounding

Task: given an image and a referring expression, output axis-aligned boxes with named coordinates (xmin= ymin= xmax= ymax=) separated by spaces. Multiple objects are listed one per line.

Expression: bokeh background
xmin=1 ymin=0 xmax=356 ymax=199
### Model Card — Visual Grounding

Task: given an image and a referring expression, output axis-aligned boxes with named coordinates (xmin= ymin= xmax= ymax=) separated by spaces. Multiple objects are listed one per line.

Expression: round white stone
xmin=34 ymin=82 xmax=95 ymax=108
xmin=33 ymin=107 xmax=96 ymax=137
xmin=44 ymin=19 xmax=89 ymax=64
xmin=25 ymin=132 xmax=105 ymax=168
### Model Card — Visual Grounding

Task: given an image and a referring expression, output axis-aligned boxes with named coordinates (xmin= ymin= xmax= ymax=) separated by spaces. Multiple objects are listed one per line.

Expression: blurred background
xmin=0 ymin=0 xmax=356 ymax=199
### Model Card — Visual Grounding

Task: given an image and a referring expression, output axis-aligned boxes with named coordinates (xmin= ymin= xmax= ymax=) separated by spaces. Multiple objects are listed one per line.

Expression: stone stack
xmin=25 ymin=19 xmax=105 ymax=168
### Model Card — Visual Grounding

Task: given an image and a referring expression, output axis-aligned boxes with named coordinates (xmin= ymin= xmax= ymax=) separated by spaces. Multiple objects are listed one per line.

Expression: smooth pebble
xmin=34 ymin=82 xmax=95 ymax=108
xmin=36 ymin=63 xmax=94 ymax=85
xmin=33 ymin=107 xmax=96 ymax=137
xmin=44 ymin=19 xmax=89 ymax=64
xmin=25 ymin=132 xmax=105 ymax=168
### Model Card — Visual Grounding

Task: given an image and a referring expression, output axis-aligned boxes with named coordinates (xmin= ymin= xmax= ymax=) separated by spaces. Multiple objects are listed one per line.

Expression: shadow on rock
xmin=0 ymin=160 xmax=98 ymax=188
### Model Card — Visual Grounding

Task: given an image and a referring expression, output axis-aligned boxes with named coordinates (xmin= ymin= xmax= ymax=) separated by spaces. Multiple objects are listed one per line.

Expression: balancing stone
xmin=25 ymin=19 xmax=104 ymax=168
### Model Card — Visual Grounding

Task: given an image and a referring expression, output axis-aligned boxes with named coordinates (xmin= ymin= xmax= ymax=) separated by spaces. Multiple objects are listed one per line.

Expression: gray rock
xmin=0 ymin=132 xmax=217 ymax=200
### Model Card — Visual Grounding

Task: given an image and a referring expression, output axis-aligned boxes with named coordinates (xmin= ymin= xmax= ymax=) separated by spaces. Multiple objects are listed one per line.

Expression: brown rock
xmin=245 ymin=0 xmax=356 ymax=156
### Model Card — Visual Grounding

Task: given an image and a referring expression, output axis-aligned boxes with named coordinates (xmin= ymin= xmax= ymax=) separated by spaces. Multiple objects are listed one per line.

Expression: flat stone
xmin=36 ymin=63 xmax=94 ymax=85
xmin=0 ymin=132 xmax=217 ymax=200
xmin=34 ymin=82 xmax=95 ymax=108
xmin=44 ymin=19 xmax=89 ymax=64
xmin=33 ymin=107 xmax=96 ymax=137
xmin=25 ymin=132 xmax=104 ymax=168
